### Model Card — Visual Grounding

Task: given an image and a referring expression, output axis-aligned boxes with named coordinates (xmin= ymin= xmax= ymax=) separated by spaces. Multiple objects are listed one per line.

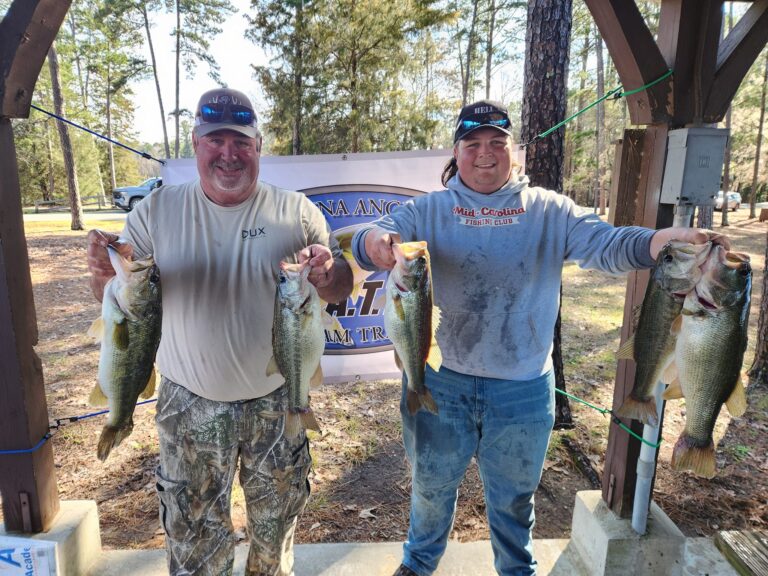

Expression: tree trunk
xmin=749 ymin=228 xmax=768 ymax=386
xmin=696 ymin=205 xmax=713 ymax=229
xmin=485 ymin=0 xmax=496 ymax=100
xmin=174 ymin=0 xmax=181 ymax=159
xmin=69 ymin=10 xmax=107 ymax=206
xmin=106 ymin=64 xmax=117 ymax=192
xmin=749 ymin=51 xmax=767 ymax=220
xmin=292 ymin=2 xmax=304 ymax=155
xmin=595 ymin=28 xmax=606 ymax=215
xmin=143 ymin=5 xmax=171 ymax=159
xmin=48 ymin=45 xmax=84 ymax=230
xmin=462 ymin=0 xmax=480 ymax=106
xmin=520 ymin=0 xmax=573 ymax=428
xmin=44 ymin=119 xmax=54 ymax=202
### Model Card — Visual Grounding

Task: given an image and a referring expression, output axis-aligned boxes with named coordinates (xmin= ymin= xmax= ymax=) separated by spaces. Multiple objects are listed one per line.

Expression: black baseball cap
xmin=194 ymin=88 xmax=259 ymax=138
xmin=453 ymin=100 xmax=512 ymax=143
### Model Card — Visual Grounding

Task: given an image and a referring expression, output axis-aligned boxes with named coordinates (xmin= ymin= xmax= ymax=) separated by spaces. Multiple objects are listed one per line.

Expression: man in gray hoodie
xmin=352 ymin=100 xmax=725 ymax=576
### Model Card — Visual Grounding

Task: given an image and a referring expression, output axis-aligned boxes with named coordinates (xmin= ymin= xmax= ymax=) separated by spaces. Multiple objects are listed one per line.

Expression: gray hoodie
xmin=352 ymin=173 xmax=656 ymax=381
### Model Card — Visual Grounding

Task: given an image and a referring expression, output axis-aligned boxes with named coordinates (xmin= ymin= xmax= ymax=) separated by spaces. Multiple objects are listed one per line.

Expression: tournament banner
xmin=163 ymin=149 xmax=526 ymax=382
xmin=163 ymin=150 xmax=450 ymax=382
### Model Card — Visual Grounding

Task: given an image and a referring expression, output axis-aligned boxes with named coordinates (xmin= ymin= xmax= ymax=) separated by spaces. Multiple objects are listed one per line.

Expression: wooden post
xmin=602 ymin=125 xmax=674 ymax=516
xmin=0 ymin=118 xmax=59 ymax=532
xmin=0 ymin=0 xmax=72 ymax=532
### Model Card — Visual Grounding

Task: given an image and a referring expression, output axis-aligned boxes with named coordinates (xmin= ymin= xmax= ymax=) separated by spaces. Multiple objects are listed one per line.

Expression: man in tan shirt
xmin=87 ymin=87 xmax=352 ymax=575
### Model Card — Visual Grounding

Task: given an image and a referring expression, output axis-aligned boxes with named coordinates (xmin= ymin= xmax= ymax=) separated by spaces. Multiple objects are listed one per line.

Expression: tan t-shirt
xmin=122 ymin=179 xmax=338 ymax=401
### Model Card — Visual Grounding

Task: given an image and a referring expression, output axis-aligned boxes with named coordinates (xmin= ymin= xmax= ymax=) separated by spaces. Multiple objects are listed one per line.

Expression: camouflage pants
xmin=155 ymin=377 xmax=311 ymax=576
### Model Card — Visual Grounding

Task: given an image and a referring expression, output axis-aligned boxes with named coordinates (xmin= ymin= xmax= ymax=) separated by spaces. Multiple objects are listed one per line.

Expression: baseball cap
xmin=193 ymin=88 xmax=258 ymax=138
xmin=453 ymin=100 xmax=512 ymax=143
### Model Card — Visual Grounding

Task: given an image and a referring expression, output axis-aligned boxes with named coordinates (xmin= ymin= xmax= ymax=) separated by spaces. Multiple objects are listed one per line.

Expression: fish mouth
xmin=694 ymin=287 xmax=717 ymax=310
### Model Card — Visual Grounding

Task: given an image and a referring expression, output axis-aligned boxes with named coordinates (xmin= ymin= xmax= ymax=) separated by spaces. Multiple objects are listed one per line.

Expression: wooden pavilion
xmin=1 ymin=0 xmax=767 ymax=540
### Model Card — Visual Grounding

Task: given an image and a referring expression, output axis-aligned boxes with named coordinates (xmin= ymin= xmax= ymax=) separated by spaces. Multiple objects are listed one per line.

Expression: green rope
xmin=554 ymin=387 xmax=662 ymax=449
xmin=522 ymin=68 xmax=674 ymax=148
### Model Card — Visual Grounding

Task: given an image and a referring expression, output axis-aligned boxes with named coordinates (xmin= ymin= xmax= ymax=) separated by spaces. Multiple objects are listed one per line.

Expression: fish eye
xmin=150 ymin=273 xmax=160 ymax=283
xmin=663 ymin=253 xmax=674 ymax=263
xmin=279 ymin=275 xmax=287 ymax=283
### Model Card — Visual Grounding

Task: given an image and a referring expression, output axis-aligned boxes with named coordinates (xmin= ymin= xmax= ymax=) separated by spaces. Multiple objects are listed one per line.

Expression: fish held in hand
xmin=615 ymin=241 xmax=711 ymax=426
xmin=668 ymin=246 xmax=750 ymax=478
xmin=88 ymin=246 xmax=162 ymax=461
xmin=384 ymin=241 xmax=442 ymax=415
xmin=267 ymin=260 xmax=324 ymax=438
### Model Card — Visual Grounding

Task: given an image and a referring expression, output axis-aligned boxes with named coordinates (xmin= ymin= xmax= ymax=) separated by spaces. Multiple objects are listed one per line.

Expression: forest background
xmin=2 ymin=0 xmax=766 ymax=211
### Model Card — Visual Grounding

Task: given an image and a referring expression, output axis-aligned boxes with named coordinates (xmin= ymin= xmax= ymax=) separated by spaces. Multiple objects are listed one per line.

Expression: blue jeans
xmin=400 ymin=366 xmax=555 ymax=576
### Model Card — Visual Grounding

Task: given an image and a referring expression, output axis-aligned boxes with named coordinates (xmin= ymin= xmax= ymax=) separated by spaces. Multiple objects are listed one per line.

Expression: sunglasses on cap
xmin=199 ymin=102 xmax=255 ymax=126
xmin=458 ymin=114 xmax=510 ymax=131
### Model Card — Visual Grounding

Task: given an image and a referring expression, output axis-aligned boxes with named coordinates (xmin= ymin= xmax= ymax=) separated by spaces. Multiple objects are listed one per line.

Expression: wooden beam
xmin=0 ymin=0 xmax=71 ymax=118
xmin=0 ymin=119 xmax=59 ymax=532
xmin=602 ymin=125 xmax=674 ymax=517
xmin=705 ymin=0 xmax=768 ymax=122
xmin=608 ymin=130 xmax=645 ymax=228
xmin=657 ymin=0 xmax=724 ymax=125
xmin=584 ymin=0 xmax=672 ymax=125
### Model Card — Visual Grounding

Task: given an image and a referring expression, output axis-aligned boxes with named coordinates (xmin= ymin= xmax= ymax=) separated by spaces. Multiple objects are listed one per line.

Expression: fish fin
xmin=266 ymin=356 xmax=281 ymax=377
xmin=284 ymin=412 xmax=302 ymax=439
xmin=670 ymin=314 xmax=683 ymax=336
xmin=615 ymin=396 xmax=658 ymax=426
xmin=310 ymin=364 xmax=324 ymax=388
xmin=662 ymin=378 xmax=683 ymax=400
xmin=426 ymin=304 xmax=443 ymax=371
xmin=113 ymin=319 xmax=129 ymax=350
xmin=661 ymin=361 xmax=677 ymax=385
xmin=725 ymin=379 xmax=747 ymax=417
xmin=432 ymin=304 xmax=442 ymax=333
xmin=393 ymin=293 xmax=406 ymax=322
xmin=671 ymin=434 xmax=716 ymax=478
xmin=140 ymin=366 xmax=157 ymax=399
xmin=97 ymin=421 xmax=134 ymax=462
xmin=615 ymin=335 xmax=635 ymax=360
xmin=301 ymin=409 xmax=321 ymax=433
xmin=406 ymin=388 xmax=439 ymax=416
xmin=426 ymin=341 xmax=442 ymax=372
xmin=89 ymin=382 xmax=109 ymax=406
xmin=393 ymin=350 xmax=403 ymax=372
xmin=87 ymin=317 xmax=104 ymax=343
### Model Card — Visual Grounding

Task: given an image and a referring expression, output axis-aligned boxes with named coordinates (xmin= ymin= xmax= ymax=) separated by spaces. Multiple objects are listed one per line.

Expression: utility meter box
xmin=660 ymin=127 xmax=729 ymax=206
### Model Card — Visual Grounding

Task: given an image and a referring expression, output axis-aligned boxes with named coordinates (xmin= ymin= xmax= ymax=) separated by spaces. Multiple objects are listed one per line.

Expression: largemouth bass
xmin=267 ymin=261 xmax=324 ymax=438
xmin=615 ymin=241 xmax=711 ymax=425
xmin=384 ymin=241 xmax=442 ymax=415
xmin=666 ymin=246 xmax=750 ymax=478
xmin=88 ymin=246 xmax=162 ymax=461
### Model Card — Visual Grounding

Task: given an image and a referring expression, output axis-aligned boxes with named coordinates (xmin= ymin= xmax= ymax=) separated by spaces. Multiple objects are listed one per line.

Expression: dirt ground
xmin=3 ymin=208 xmax=766 ymax=552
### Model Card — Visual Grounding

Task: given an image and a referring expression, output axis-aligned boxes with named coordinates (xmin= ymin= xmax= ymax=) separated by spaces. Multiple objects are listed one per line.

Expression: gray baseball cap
xmin=193 ymin=88 xmax=258 ymax=138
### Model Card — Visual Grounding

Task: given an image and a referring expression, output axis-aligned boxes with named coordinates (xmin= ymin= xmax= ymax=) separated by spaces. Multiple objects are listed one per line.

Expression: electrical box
xmin=660 ymin=127 xmax=729 ymax=206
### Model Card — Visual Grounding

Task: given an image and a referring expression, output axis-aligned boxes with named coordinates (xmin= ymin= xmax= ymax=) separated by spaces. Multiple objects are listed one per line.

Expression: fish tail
xmin=406 ymin=390 xmax=421 ymax=415
xmin=300 ymin=409 xmax=321 ymax=433
xmin=420 ymin=388 xmax=438 ymax=415
xmin=615 ymin=396 xmax=658 ymax=426
xmin=671 ymin=434 xmax=716 ymax=478
xmin=96 ymin=422 xmax=134 ymax=462
xmin=406 ymin=388 xmax=439 ymax=416
xmin=284 ymin=412 xmax=302 ymax=439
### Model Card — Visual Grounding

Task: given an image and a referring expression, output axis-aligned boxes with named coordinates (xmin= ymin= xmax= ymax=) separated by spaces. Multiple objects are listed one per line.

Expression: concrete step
xmin=87 ymin=539 xmax=579 ymax=575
